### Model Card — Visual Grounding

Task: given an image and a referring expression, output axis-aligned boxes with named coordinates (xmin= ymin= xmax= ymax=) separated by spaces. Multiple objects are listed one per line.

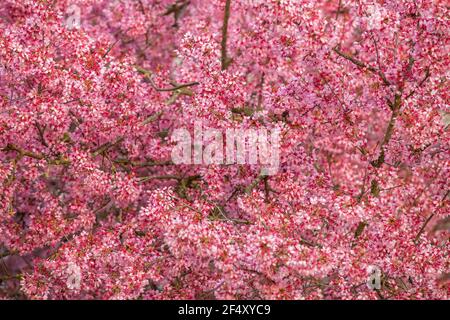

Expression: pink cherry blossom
xmin=0 ymin=0 xmax=448 ymax=300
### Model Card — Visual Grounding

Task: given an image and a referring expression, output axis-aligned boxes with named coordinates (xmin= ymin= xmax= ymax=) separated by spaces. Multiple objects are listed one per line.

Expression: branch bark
xmin=135 ymin=65 xmax=199 ymax=91
xmin=221 ymin=0 xmax=232 ymax=70
xmin=370 ymin=93 xmax=402 ymax=168
xmin=333 ymin=46 xmax=391 ymax=86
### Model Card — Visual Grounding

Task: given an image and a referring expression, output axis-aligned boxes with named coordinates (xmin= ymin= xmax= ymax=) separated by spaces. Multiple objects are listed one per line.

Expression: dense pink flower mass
xmin=0 ymin=0 xmax=448 ymax=300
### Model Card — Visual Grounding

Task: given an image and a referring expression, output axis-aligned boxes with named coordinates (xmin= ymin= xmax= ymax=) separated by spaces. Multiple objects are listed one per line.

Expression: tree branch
xmin=405 ymin=67 xmax=431 ymax=100
xmin=134 ymin=65 xmax=199 ymax=91
xmin=414 ymin=190 xmax=449 ymax=243
xmin=138 ymin=175 xmax=182 ymax=183
xmin=333 ymin=46 xmax=391 ymax=86
xmin=370 ymin=93 xmax=402 ymax=168
xmin=221 ymin=0 xmax=232 ymax=70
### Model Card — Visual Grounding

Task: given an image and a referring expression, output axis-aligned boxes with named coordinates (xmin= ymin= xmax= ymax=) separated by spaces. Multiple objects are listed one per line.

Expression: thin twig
xmin=333 ymin=46 xmax=391 ymax=86
xmin=149 ymin=78 xmax=199 ymax=92
xmin=35 ymin=122 xmax=48 ymax=147
xmin=134 ymin=65 xmax=199 ymax=91
xmin=414 ymin=190 xmax=449 ymax=243
xmin=405 ymin=67 xmax=431 ymax=100
xmin=138 ymin=175 xmax=182 ymax=183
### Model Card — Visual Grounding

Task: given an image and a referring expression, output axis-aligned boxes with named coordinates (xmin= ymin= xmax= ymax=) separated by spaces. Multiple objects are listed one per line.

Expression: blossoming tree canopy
xmin=0 ymin=0 xmax=448 ymax=299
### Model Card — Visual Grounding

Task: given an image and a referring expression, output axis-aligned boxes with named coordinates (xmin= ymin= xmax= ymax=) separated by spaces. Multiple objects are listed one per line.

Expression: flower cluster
xmin=0 ymin=0 xmax=448 ymax=299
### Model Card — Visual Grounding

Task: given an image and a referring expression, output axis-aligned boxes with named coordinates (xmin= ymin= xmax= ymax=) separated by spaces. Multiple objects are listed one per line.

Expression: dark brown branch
xmin=257 ymin=72 xmax=265 ymax=109
xmin=5 ymin=108 xmax=162 ymax=169
xmin=2 ymin=144 xmax=69 ymax=165
xmin=2 ymin=143 xmax=42 ymax=160
xmin=92 ymin=137 xmax=125 ymax=157
xmin=163 ymin=0 xmax=190 ymax=28
xmin=370 ymin=93 xmax=402 ymax=168
xmin=245 ymin=174 xmax=263 ymax=194
xmin=138 ymin=175 xmax=182 ymax=183
xmin=102 ymin=38 xmax=120 ymax=58
xmin=432 ymin=215 xmax=450 ymax=233
xmin=333 ymin=46 xmax=391 ymax=86
xmin=335 ymin=0 xmax=342 ymax=19
xmin=141 ymin=111 xmax=163 ymax=126
xmin=134 ymin=65 xmax=199 ymax=91
xmin=405 ymin=67 xmax=431 ymax=100
xmin=414 ymin=213 xmax=435 ymax=244
xmin=34 ymin=122 xmax=48 ymax=147
xmin=150 ymin=80 xmax=199 ymax=92
xmin=414 ymin=190 xmax=449 ymax=243
xmin=138 ymin=0 xmax=146 ymax=15
xmin=221 ymin=0 xmax=232 ymax=70
xmin=113 ymin=158 xmax=174 ymax=167
xmin=299 ymin=237 xmax=323 ymax=248
xmin=207 ymin=201 xmax=251 ymax=225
